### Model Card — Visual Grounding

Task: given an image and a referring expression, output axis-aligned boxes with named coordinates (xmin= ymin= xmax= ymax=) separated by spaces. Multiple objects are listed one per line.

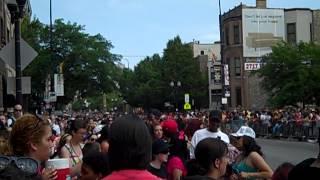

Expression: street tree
xmin=162 ymin=36 xmax=208 ymax=110
xmin=131 ymin=54 xmax=165 ymax=109
xmin=22 ymin=18 xmax=120 ymax=108
xmin=256 ymin=42 xmax=320 ymax=107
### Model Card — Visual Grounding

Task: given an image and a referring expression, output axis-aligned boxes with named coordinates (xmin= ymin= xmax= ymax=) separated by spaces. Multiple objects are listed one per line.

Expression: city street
xmin=256 ymin=138 xmax=318 ymax=169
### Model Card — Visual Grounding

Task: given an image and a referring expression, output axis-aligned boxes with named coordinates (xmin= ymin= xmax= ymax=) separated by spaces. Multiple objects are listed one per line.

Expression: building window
xmin=234 ymin=25 xmax=240 ymax=44
xmin=287 ymin=23 xmax=296 ymax=44
xmin=210 ymin=67 xmax=215 ymax=81
xmin=0 ymin=18 xmax=3 ymax=46
xmin=235 ymin=57 xmax=241 ymax=77
xmin=200 ymin=50 xmax=204 ymax=55
xmin=236 ymin=87 xmax=242 ymax=107
xmin=225 ymin=26 xmax=230 ymax=45
xmin=7 ymin=29 xmax=9 ymax=42
xmin=310 ymin=23 xmax=313 ymax=42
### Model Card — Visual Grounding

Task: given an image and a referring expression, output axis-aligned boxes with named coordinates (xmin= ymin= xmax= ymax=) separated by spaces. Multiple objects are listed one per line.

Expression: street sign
xmin=0 ymin=38 xmax=38 ymax=70
xmin=184 ymin=103 xmax=191 ymax=110
xmin=54 ymin=74 xmax=64 ymax=96
xmin=222 ymin=98 xmax=228 ymax=105
xmin=7 ymin=76 xmax=31 ymax=95
xmin=184 ymin=93 xmax=189 ymax=103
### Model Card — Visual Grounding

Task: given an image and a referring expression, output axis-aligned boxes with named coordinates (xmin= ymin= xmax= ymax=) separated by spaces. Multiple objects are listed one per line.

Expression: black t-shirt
xmin=183 ymin=175 xmax=216 ymax=180
xmin=288 ymin=158 xmax=320 ymax=180
xmin=147 ymin=163 xmax=167 ymax=179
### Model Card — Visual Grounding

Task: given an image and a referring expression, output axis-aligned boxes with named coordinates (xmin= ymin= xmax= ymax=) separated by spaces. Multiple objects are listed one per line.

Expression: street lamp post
xmin=170 ymin=81 xmax=181 ymax=112
xmin=123 ymin=58 xmax=129 ymax=69
xmin=7 ymin=0 xmax=27 ymax=105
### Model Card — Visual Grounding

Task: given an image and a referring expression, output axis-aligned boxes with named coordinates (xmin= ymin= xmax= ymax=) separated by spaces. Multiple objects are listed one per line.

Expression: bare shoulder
xmin=248 ymin=151 xmax=264 ymax=161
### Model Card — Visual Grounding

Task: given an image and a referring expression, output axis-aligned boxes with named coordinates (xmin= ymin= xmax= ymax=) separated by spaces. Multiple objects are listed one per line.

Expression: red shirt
xmin=102 ymin=169 xmax=160 ymax=180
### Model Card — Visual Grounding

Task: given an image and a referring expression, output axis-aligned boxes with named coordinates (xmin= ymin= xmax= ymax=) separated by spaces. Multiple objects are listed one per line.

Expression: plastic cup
xmin=45 ymin=158 xmax=70 ymax=180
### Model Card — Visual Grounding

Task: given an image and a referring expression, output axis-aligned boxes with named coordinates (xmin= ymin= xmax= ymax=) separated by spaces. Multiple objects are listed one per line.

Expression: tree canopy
xmin=122 ymin=36 xmax=208 ymax=111
xmin=22 ymin=17 xmax=208 ymax=111
xmin=256 ymin=42 xmax=320 ymax=108
xmin=22 ymin=17 xmax=120 ymax=109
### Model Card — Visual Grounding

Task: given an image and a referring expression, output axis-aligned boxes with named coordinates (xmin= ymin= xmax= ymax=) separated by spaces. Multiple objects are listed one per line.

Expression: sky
xmin=30 ymin=0 xmax=320 ymax=68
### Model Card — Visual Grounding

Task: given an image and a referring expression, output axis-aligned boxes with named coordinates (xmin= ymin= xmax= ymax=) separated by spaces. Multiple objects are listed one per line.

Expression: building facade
xmin=190 ymin=40 xmax=222 ymax=110
xmin=221 ymin=0 xmax=320 ymax=110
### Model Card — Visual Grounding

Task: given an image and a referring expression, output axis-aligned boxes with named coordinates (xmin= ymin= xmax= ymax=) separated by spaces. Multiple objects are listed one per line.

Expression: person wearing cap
xmin=147 ymin=139 xmax=169 ymax=179
xmin=231 ymin=126 xmax=273 ymax=180
xmin=190 ymin=110 xmax=230 ymax=159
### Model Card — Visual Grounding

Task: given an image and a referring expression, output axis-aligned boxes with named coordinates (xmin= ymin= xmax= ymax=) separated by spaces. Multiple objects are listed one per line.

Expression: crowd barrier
xmin=221 ymin=119 xmax=320 ymax=141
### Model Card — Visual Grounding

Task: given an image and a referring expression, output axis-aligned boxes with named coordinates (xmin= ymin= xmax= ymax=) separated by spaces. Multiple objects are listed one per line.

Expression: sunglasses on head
xmin=23 ymin=114 xmax=43 ymax=134
xmin=0 ymin=155 xmax=39 ymax=175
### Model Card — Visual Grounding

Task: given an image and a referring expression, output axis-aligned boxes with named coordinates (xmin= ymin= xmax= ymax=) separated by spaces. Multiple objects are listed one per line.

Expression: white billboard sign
xmin=54 ymin=74 xmax=64 ymax=96
xmin=242 ymin=8 xmax=285 ymax=57
xmin=244 ymin=63 xmax=262 ymax=71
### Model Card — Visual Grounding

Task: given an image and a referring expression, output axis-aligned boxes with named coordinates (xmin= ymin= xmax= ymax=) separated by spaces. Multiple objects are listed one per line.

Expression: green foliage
xmin=22 ymin=18 xmax=209 ymax=111
xmin=256 ymin=42 xmax=320 ymax=107
xmin=22 ymin=18 xmax=120 ymax=107
xmin=128 ymin=36 xmax=208 ymax=110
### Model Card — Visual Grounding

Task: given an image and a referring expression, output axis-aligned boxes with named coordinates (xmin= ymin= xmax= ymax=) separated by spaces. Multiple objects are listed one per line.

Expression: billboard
xmin=242 ymin=8 xmax=285 ymax=57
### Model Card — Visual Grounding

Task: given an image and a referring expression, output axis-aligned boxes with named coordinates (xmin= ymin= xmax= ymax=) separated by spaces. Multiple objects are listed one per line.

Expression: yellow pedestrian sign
xmin=184 ymin=103 xmax=191 ymax=110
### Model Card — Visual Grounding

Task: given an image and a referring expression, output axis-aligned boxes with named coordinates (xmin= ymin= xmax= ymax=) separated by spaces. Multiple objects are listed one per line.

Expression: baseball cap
xmin=231 ymin=126 xmax=256 ymax=139
xmin=209 ymin=110 xmax=222 ymax=122
xmin=161 ymin=118 xmax=178 ymax=134
xmin=152 ymin=139 xmax=170 ymax=154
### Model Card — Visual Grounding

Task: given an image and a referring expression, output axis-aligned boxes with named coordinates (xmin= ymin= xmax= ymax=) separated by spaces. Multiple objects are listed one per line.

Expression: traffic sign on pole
xmin=184 ymin=103 xmax=191 ymax=110
xmin=0 ymin=38 xmax=38 ymax=70
xmin=184 ymin=93 xmax=189 ymax=103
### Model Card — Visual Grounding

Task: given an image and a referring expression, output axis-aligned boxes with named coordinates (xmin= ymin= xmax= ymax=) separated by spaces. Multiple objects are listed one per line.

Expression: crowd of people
xmin=0 ymin=104 xmax=319 ymax=179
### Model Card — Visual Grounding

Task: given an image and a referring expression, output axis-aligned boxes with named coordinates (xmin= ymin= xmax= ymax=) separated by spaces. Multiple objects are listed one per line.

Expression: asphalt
xmin=256 ymin=138 xmax=319 ymax=170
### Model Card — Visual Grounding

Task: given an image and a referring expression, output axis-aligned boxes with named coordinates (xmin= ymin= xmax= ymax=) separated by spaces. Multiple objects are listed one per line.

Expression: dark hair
xmin=68 ymin=119 xmax=88 ymax=134
xmin=207 ymin=110 xmax=221 ymax=132
xmin=97 ymin=125 xmax=109 ymax=144
xmin=82 ymin=152 xmax=110 ymax=177
xmin=242 ymin=135 xmax=263 ymax=157
xmin=169 ymin=136 xmax=189 ymax=162
xmin=82 ymin=142 xmax=100 ymax=157
xmin=272 ymin=162 xmax=294 ymax=180
xmin=108 ymin=115 xmax=152 ymax=171
xmin=193 ymin=138 xmax=228 ymax=175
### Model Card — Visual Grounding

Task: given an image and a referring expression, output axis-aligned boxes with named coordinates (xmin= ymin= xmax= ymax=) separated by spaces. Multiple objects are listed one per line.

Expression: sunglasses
xmin=90 ymin=138 xmax=97 ymax=141
xmin=14 ymin=109 xmax=22 ymax=112
xmin=0 ymin=155 xmax=39 ymax=175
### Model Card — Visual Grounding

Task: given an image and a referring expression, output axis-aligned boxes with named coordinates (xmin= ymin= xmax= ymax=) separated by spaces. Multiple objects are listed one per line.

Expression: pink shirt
xmin=102 ymin=169 xmax=160 ymax=180
xmin=167 ymin=156 xmax=187 ymax=179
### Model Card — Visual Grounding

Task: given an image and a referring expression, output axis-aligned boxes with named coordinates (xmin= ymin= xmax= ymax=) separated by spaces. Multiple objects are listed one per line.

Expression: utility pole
xmin=7 ymin=0 xmax=27 ymax=105
xmin=50 ymin=0 xmax=54 ymax=93
xmin=219 ymin=0 xmax=225 ymax=110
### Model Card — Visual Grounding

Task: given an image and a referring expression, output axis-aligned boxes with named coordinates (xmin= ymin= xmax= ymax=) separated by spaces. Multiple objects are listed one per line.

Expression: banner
xmin=224 ymin=64 xmax=230 ymax=86
xmin=54 ymin=74 xmax=64 ymax=96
